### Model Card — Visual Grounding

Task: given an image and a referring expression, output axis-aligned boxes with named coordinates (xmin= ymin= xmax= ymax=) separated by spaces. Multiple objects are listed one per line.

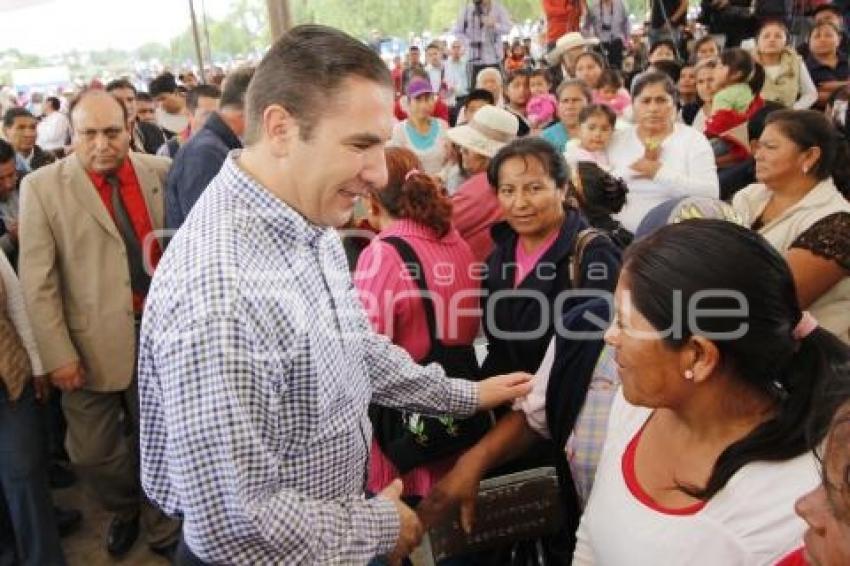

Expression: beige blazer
xmin=19 ymin=152 xmax=169 ymax=392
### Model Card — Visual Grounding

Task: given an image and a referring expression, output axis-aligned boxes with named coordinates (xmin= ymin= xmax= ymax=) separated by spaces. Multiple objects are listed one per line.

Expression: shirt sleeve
xmin=494 ymin=4 xmax=513 ymax=35
xmin=789 ymin=212 xmax=850 ymax=271
xmin=654 ymin=129 xmax=720 ymax=199
xmin=0 ymin=253 xmax=43 ymax=376
xmin=512 ymin=337 xmax=555 ymax=438
xmin=139 ymin=316 xmax=402 ymax=563
xmin=355 ymin=287 xmax=478 ymax=417
xmin=795 ymin=62 xmax=818 ymax=110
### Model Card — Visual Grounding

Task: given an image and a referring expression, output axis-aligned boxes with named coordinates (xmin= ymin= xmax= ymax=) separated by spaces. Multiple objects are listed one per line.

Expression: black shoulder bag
xmin=368 ymin=236 xmax=491 ymax=474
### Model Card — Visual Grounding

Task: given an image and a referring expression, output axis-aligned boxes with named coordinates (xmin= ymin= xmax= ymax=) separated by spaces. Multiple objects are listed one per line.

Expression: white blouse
xmin=608 ymin=123 xmax=719 ymax=233
xmin=388 ymin=118 xmax=450 ymax=177
xmin=572 ymin=390 xmax=819 ymax=566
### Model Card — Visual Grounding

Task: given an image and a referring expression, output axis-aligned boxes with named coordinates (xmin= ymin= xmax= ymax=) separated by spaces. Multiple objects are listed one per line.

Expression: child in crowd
xmin=705 ymin=48 xmax=765 ymax=162
xmin=593 ymin=69 xmax=631 ymax=116
xmin=570 ymin=160 xmax=632 ymax=248
xmin=525 ymin=69 xmax=558 ymax=131
xmin=564 ymin=104 xmax=616 ymax=169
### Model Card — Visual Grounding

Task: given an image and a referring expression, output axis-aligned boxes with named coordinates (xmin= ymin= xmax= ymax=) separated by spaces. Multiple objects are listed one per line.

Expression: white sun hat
xmin=447 ymin=105 xmax=519 ymax=158
xmin=546 ymin=32 xmax=600 ymax=66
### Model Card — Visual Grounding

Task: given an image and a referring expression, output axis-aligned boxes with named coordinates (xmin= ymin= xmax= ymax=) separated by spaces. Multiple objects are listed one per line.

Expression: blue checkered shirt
xmin=138 ymin=153 xmax=479 ymax=565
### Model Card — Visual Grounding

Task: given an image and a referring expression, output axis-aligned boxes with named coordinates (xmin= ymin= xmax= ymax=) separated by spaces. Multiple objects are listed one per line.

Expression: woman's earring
xmin=684 ymin=370 xmax=695 ymax=380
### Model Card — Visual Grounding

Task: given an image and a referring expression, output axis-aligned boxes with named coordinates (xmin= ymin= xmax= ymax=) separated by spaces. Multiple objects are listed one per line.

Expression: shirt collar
xmin=223 ymin=151 xmax=328 ymax=249
xmin=84 ymin=156 xmax=135 ymax=190
xmin=380 ymin=218 xmax=449 ymax=242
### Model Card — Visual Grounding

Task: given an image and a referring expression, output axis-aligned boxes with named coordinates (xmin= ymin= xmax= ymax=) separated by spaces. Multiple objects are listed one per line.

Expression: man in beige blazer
xmin=18 ymin=90 xmax=179 ymax=559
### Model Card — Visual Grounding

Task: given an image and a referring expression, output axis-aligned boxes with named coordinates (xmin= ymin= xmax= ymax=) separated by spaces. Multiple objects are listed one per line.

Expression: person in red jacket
xmin=543 ymin=0 xmax=588 ymax=48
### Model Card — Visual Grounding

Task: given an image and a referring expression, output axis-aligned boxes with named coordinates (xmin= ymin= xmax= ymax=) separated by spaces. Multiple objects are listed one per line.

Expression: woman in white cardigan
xmin=607 ymin=72 xmax=719 ymax=233
xmin=733 ymin=110 xmax=850 ymax=344
xmin=573 ymin=220 xmax=849 ymax=565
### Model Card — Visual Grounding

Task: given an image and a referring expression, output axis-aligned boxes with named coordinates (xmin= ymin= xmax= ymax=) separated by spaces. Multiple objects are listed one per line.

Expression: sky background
xmin=0 ymin=0 xmax=235 ymax=55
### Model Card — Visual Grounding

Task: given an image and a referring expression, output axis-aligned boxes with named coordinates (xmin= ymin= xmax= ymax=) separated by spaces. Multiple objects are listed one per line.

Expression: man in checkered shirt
xmin=138 ymin=25 xmax=532 ymax=565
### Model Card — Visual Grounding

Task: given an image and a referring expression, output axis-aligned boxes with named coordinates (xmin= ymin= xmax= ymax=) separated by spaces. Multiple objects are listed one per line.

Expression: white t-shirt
xmin=572 ymin=390 xmax=819 ymax=566
xmin=388 ymin=118 xmax=449 ymax=176
xmin=155 ymin=107 xmax=189 ymax=134
xmin=35 ymin=111 xmax=70 ymax=151
xmin=608 ymin=123 xmax=719 ymax=233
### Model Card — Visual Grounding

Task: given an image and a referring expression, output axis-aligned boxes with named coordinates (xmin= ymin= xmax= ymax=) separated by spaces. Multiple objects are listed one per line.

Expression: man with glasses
xmin=18 ymin=90 xmax=180 ymax=560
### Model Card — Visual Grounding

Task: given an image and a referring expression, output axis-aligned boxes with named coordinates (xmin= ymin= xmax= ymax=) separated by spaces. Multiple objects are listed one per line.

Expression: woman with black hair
xmin=733 ymin=109 xmax=850 ymax=343
xmin=574 ymin=219 xmax=850 ymax=564
xmin=478 ymin=137 xmax=622 ymax=380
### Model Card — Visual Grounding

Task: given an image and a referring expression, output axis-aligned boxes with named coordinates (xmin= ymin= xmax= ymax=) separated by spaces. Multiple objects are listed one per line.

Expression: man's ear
xmin=263 ymin=103 xmax=299 ymax=158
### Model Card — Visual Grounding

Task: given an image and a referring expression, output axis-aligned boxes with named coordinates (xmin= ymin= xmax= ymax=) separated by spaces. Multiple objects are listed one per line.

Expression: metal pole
xmin=267 ymin=0 xmax=293 ymax=43
xmin=188 ymin=0 xmax=207 ymax=83
xmin=201 ymin=0 xmax=213 ymax=73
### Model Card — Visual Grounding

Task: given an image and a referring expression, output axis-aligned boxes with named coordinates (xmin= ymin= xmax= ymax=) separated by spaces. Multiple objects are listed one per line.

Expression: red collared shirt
xmin=86 ymin=158 xmax=161 ymax=313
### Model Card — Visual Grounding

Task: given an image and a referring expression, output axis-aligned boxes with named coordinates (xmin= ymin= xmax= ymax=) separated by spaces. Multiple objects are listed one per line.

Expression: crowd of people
xmin=0 ymin=1 xmax=850 ymax=565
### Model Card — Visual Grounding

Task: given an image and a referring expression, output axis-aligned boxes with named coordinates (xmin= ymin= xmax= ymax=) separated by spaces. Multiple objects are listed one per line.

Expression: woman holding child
xmin=607 ymin=72 xmax=719 ymax=232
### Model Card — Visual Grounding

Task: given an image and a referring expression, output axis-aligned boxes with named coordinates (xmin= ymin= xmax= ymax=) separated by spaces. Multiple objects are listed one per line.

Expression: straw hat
xmin=447 ymin=105 xmax=518 ymax=158
xmin=546 ymin=32 xmax=600 ymax=66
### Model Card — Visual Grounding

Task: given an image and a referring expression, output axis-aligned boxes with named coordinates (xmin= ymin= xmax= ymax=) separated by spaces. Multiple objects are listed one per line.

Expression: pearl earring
xmin=684 ymin=370 xmax=694 ymax=380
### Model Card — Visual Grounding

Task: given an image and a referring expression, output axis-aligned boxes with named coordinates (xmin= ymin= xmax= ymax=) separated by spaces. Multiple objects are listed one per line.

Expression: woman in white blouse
xmin=574 ymin=219 xmax=849 ymax=565
xmin=607 ymin=72 xmax=719 ymax=232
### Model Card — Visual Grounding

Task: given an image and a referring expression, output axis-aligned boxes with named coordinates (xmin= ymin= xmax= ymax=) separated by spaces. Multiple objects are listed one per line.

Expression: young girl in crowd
xmin=564 ymin=104 xmax=616 ymax=170
xmin=526 ymin=68 xmax=558 ymax=131
xmin=571 ymin=160 xmax=632 ymax=248
xmin=705 ymin=48 xmax=765 ymax=163
xmin=593 ymin=69 xmax=631 ymax=117
xmin=692 ymin=35 xmax=720 ymax=63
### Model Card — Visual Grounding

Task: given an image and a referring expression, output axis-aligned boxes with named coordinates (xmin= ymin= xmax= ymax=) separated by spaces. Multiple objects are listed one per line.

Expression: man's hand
xmin=478 ymin=372 xmax=532 ymax=410
xmin=49 ymin=360 xmax=85 ymax=392
xmin=33 ymin=374 xmax=51 ymax=403
xmin=417 ymin=453 xmax=483 ymax=533
xmin=380 ymin=479 xmax=424 ymax=565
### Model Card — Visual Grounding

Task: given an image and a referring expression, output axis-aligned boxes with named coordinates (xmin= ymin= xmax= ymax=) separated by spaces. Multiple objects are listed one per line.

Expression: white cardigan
xmin=608 ymin=123 xmax=719 ymax=233
xmin=573 ymin=390 xmax=818 ymax=566
xmin=733 ymin=178 xmax=850 ymax=343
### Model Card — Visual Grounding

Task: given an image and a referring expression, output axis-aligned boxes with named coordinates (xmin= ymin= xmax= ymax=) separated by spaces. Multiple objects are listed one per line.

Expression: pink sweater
xmin=451 ymin=172 xmax=503 ymax=263
xmin=593 ymin=88 xmax=631 ymax=116
xmin=354 ymin=219 xmax=481 ymax=497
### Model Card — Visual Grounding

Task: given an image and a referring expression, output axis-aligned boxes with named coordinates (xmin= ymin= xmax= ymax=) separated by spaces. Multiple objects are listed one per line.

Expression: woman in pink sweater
xmin=355 ymin=147 xmax=482 ymax=501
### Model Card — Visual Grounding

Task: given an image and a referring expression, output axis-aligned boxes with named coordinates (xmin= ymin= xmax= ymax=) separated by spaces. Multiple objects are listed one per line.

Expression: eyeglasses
xmin=76 ymin=127 xmax=125 ymax=142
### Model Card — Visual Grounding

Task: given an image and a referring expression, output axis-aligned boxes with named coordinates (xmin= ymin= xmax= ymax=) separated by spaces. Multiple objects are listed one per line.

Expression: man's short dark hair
xmin=46 ymin=96 xmax=61 ymax=112
xmin=464 ymin=88 xmax=495 ymax=108
xmin=105 ymin=79 xmax=137 ymax=94
xmin=244 ymin=24 xmax=392 ymax=144
xmin=0 ymin=138 xmax=14 ymax=164
xmin=3 ymin=107 xmax=35 ymax=129
xmin=68 ymin=90 xmax=128 ymax=127
xmin=409 ymin=45 xmax=420 ymax=52
xmin=220 ymin=66 xmax=254 ymax=109
xmin=426 ymin=42 xmax=440 ymax=52
xmin=136 ymin=91 xmax=153 ymax=103
xmin=186 ymin=84 xmax=221 ymax=113
xmin=148 ymin=73 xmax=178 ymax=98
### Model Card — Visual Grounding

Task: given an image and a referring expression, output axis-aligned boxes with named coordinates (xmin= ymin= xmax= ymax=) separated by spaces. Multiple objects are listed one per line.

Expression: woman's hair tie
xmin=404 ymin=169 xmax=421 ymax=182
